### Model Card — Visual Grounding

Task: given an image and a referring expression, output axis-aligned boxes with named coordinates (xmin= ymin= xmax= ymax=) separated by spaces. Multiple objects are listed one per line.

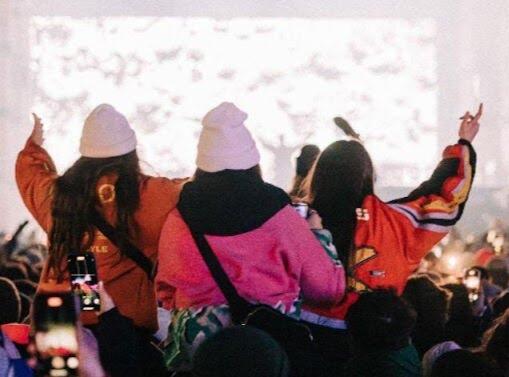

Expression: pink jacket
xmin=156 ymin=205 xmax=345 ymax=312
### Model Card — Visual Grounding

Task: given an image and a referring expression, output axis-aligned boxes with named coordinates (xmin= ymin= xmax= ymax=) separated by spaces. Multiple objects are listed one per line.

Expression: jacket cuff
xmin=98 ymin=307 xmax=123 ymax=323
xmin=458 ymin=139 xmax=472 ymax=147
xmin=23 ymin=138 xmax=48 ymax=154
xmin=312 ymin=229 xmax=333 ymax=240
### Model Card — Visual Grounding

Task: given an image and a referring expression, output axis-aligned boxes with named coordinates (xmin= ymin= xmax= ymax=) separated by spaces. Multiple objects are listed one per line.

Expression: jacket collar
xmin=177 ymin=170 xmax=290 ymax=235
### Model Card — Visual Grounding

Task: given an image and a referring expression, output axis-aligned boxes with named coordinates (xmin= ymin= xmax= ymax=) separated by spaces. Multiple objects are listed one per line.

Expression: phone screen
xmin=67 ymin=253 xmax=100 ymax=311
xmin=292 ymin=203 xmax=309 ymax=219
xmin=464 ymin=268 xmax=481 ymax=302
xmin=33 ymin=293 xmax=79 ymax=377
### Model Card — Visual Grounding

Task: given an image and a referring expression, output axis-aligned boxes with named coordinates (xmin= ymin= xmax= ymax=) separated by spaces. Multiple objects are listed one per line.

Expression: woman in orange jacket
xmin=16 ymin=104 xmax=184 ymax=333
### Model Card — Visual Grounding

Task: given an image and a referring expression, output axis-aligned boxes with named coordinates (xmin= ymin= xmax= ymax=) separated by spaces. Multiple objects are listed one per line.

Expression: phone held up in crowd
xmin=33 ymin=292 xmax=80 ymax=377
xmin=67 ymin=252 xmax=101 ymax=312
xmin=292 ymin=202 xmax=309 ymax=219
xmin=464 ymin=267 xmax=482 ymax=302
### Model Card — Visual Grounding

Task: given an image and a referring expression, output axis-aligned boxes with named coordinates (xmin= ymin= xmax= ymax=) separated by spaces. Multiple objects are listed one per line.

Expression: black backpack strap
xmin=179 ymin=212 xmax=252 ymax=321
xmin=90 ymin=208 xmax=154 ymax=281
xmin=188 ymin=231 xmax=248 ymax=307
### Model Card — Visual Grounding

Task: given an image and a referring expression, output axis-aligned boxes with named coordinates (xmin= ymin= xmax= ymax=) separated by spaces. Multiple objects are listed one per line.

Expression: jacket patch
xmin=356 ymin=208 xmax=370 ymax=221
xmin=98 ymin=184 xmax=116 ymax=204
xmin=348 ymin=246 xmax=377 ymax=292
xmin=90 ymin=245 xmax=108 ymax=254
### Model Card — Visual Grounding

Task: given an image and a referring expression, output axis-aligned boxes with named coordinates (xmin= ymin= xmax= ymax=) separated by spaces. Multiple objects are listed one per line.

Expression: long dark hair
xmin=48 ymin=151 xmax=141 ymax=276
xmin=309 ymin=140 xmax=374 ymax=264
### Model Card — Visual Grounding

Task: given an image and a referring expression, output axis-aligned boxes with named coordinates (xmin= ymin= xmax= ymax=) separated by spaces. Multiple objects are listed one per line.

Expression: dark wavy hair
xmin=402 ymin=275 xmax=450 ymax=327
xmin=48 ymin=151 xmax=141 ymax=278
xmin=309 ymin=140 xmax=374 ymax=264
xmin=346 ymin=289 xmax=416 ymax=351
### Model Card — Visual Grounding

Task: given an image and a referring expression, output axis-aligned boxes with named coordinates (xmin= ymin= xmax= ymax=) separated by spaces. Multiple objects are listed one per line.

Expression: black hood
xmin=177 ymin=170 xmax=290 ymax=236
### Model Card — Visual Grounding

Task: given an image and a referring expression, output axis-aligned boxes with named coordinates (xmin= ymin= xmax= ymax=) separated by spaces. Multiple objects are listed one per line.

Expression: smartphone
xmin=67 ymin=252 xmax=100 ymax=311
xmin=464 ymin=268 xmax=481 ymax=302
xmin=33 ymin=292 xmax=79 ymax=377
xmin=292 ymin=203 xmax=309 ymax=219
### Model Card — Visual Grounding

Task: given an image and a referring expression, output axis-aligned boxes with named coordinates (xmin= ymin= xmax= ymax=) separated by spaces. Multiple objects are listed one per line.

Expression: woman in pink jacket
xmin=156 ymin=102 xmax=346 ymax=373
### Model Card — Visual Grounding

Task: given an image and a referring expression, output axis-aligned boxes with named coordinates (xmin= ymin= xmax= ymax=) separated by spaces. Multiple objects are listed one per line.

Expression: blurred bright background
xmin=1 ymin=0 xmax=508 ymax=237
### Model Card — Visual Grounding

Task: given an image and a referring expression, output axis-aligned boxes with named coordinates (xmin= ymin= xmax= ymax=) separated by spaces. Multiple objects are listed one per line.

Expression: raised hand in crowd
xmin=306 ymin=209 xmax=323 ymax=230
xmin=29 ymin=113 xmax=44 ymax=146
xmin=459 ymin=103 xmax=483 ymax=143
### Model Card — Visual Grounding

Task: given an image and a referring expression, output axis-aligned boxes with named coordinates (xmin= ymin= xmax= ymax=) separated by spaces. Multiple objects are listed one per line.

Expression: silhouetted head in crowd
xmin=18 ymin=292 xmax=31 ymax=323
xmin=417 ymin=271 xmax=443 ymax=285
xmin=296 ymin=145 xmax=320 ymax=178
xmin=289 ymin=144 xmax=320 ymax=197
xmin=480 ymin=309 xmax=509 ymax=377
xmin=14 ymin=244 xmax=47 ymax=267
xmin=431 ymin=349 xmax=501 ymax=377
xmin=402 ymin=275 xmax=450 ymax=326
xmin=0 ymin=262 xmax=28 ymax=281
xmin=487 ymin=258 xmax=509 ymax=289
xmin=441 ymin=283 xmax=482 ymax=348
xmin=308 ymin=140 xmax=374 ymax=263
xmin=13 ymin=279 xmax=37 ymax=298
xmin=402 ymin=275 xmax=450 ymax=356
xmin=13 ymin=260 xmax=41 ymax=283
xmin=493 ymin=291 xmax=509 ymax=319
xmin=0 ymin=277 xmax=21 ymax=324
xmin=442 ymin=283 xmax=473 ymax=321
xmin=422 ymin=341 xmax=461 ymax=377
xmin=346 ymin=289 xmax=416 ymax=351
xmin=192 ymin=326 xmax=289 ymax=377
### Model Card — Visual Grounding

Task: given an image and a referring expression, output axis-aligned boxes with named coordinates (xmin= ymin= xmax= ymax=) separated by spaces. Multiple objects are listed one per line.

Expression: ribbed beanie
xmin=196 ymin=102 xmax=260 ymax=172
xmin=79 ymin=104 xmax=137 ymax=158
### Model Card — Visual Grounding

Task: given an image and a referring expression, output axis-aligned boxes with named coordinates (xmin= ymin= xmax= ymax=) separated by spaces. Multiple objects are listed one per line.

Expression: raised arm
xmin=15 ymin=114 xmax=58 ymax=233
xmin=388 ymin=104 xmax=482 ymax=263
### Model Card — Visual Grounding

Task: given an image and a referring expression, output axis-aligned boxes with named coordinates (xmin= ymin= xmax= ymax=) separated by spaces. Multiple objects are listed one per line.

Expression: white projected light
xmin=30 ymin=17 xmax=437 ymax=188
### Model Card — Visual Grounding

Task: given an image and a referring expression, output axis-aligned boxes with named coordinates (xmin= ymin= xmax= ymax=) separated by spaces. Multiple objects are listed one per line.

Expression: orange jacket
xmin=303 ymin=140 xmax=476 ymax=323
xmin=16 ymin=140 xmax=184 ymax=332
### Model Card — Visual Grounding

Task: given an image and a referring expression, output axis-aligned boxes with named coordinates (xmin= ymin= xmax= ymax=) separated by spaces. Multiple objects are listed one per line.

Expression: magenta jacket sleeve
xmin=280 ymin=206 xmax=346 ymax=306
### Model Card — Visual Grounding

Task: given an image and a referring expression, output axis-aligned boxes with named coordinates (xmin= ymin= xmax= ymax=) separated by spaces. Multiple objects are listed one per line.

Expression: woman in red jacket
xmin=299 ymin=104 xmax=483 ymax=369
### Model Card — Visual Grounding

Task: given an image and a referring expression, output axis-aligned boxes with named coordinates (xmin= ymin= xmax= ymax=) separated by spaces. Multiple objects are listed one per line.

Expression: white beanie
xmin=79 ymin=104 xmax=137 ymax=158
xmin=196 ymin=102 xmax=261 ymax=172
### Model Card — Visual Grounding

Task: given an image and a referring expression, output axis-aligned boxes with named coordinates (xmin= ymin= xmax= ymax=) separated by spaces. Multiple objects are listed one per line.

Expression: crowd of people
xmin=0 ymin=101 xmax=508 ymax=377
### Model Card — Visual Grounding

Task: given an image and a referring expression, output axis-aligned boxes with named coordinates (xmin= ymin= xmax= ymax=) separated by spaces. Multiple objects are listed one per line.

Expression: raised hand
xmin=30 ymin=113 xmax=45 ymax=146
xmin=307 ymin=209 xmax=323 ymax=229
xmin=459 ymin=103 xmax=483 ymax=143
xmin=97 ymin=281 xmax=116 ymax=315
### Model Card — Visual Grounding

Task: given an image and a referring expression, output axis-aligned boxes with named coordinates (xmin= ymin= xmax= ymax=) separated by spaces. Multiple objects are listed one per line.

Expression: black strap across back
xmin=89 ymin=208 xmax=154 ymax=281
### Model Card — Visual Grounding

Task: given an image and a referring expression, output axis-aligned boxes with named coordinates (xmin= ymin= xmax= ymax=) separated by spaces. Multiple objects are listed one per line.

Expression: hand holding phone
xmin=33 ymin=292 xmax=80 ymax=377
xmin=306 ymin=210 xmax=323 ymax=230
xmin=97 ymin=281 xmax=115 ymax=315
xmin=292 ymin=203 xmax=309 ymax=219
xmin=67 ymin=253 xmax=100 ymax=311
